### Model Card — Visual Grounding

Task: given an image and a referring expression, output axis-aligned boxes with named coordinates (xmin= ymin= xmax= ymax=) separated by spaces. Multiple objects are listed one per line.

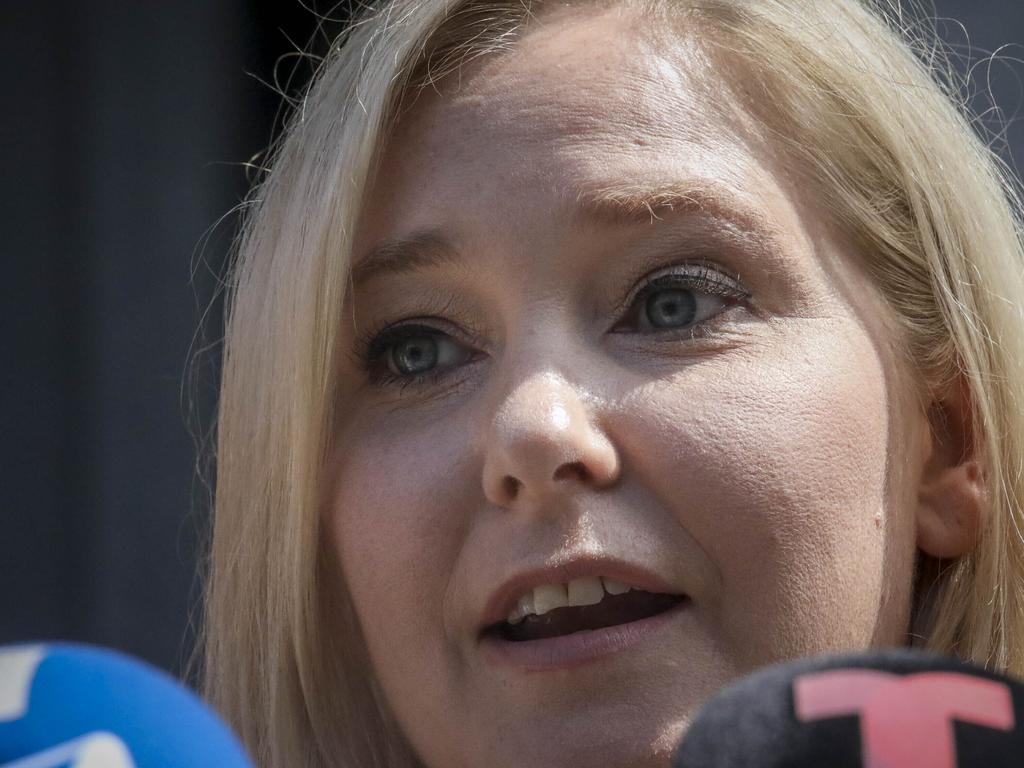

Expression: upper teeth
xmin=506 ymin=577 xmax=635 ymax=624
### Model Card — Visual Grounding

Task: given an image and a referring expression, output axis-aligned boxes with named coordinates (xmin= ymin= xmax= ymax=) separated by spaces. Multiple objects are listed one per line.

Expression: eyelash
xmin=352 ymin=261 xmax=751 ymax=391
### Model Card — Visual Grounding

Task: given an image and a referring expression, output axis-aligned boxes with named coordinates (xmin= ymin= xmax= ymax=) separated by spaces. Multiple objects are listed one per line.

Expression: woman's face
xmin=326 ymin=7 xmax=930 ymax=768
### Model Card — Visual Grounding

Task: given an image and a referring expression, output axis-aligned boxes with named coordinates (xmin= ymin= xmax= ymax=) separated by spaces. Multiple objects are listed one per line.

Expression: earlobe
xmin=915 ymin=388 xmax=988 ymax=559
xmin=917 ymin=458 xmax=987 ymax=558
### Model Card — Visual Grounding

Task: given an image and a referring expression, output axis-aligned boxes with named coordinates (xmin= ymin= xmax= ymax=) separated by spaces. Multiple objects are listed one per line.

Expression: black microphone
xmin=673 ymin=649 xmax=1023 ymax=768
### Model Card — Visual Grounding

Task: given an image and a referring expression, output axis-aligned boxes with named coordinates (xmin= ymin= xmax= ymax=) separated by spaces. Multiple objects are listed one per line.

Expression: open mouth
xmin=482 ymin=589 xmax=688 ymax=643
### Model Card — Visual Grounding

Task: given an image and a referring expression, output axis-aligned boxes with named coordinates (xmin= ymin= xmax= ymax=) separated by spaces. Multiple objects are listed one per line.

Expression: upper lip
xmin=477 ymin=554 xmax=686 ymax=638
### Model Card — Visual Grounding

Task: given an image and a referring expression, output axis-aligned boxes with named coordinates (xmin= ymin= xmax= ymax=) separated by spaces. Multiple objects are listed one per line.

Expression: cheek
xmin=325 ymin=414 xmax=472 ymax=685
xmin=617 ymin=318 xmax=909 ymax=663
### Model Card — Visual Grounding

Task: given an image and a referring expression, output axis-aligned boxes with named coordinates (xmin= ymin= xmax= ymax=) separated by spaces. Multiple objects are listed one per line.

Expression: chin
xmin=439 ymin=710 xmax=691 ymax=768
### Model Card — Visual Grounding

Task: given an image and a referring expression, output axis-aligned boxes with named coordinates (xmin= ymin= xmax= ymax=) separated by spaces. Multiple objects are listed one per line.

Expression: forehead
xmin=361 ymin=6 xmax=763 ymax=230
xmin=414 ymin=6 xmax=717 ymax=141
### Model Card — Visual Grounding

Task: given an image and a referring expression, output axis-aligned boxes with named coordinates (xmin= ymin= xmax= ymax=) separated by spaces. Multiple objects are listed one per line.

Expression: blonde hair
xmin=200 ymin=0 xmax=1024 ymax=765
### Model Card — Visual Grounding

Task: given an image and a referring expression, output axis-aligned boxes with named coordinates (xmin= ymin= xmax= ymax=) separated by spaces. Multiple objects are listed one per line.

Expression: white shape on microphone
xmin=0 ymin=731 xmax=136 ymax=768
xmin=0 ymin=645 xmax=45 ymax=722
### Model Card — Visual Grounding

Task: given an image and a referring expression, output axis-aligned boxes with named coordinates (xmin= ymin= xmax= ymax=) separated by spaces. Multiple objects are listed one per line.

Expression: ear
xmin=915 ymin=376 xmax=988 ymax=559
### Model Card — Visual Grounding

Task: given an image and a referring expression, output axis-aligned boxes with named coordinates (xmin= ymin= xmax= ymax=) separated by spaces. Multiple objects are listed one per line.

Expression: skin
xmin=323 ymin=6 xmax=984 ymax=767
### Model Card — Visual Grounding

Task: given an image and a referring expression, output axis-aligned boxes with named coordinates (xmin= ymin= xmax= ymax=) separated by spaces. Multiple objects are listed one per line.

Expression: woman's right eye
xmin=356 ymin=323 xmax=476 ymax=390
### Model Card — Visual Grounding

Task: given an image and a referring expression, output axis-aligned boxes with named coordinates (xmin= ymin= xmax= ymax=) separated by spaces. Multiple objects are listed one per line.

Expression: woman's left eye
xmin=610 ymin=263 xmax=751 ymax=336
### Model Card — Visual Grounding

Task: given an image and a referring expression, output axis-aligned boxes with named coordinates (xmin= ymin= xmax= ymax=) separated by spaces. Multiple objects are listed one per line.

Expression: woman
xmin=200 ymin=0 xmax=1024 ymax=766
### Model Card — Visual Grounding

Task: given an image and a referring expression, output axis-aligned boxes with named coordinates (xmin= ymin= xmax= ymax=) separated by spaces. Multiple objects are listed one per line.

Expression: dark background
xmin=1 ymin=1 xmax=1022 ymax=681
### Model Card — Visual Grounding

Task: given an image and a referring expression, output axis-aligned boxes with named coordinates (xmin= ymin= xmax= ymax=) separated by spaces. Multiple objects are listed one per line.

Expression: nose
xmin=481 ymin=371 xmax=621 ymax=510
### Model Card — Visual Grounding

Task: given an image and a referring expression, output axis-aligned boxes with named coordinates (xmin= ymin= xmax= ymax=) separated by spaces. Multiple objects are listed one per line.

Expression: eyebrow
xmin=349 ymin=181 xmax=781 ymax=288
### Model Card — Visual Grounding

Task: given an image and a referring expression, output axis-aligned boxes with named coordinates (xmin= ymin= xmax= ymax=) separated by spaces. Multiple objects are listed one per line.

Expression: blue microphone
xmin=0 ymin=642 xmax=253 ymax=767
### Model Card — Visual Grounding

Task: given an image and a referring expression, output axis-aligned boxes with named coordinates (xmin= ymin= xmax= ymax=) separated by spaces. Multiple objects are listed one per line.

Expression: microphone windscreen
xmin=673 ymin=649 xmax=1023 ymax=768
xmin=0 ymin=642 xmax=253 ymax=767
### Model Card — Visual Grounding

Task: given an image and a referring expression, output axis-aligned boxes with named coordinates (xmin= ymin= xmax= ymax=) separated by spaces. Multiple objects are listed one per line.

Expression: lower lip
xmin=478 ymin=598 xmax=690 ymax=672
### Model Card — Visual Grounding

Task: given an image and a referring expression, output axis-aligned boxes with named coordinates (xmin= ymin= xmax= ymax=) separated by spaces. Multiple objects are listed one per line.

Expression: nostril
xmin=553 ymin=461 xmax=589 ymax=482
xmin=498 ymin=462 xmax=589 ymax=504
xmin=502 ymin=476 xmax=521 ymax=500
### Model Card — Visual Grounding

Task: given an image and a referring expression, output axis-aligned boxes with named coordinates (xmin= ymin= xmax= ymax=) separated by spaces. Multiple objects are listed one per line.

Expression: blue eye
xmin=614 ymin=264 xmax=750 ymax=336
xmin=618 ymin=270 xmax=749 ymax=335
xmin=391 ymin=334 xmax=439 ymax=375
xmin=356 ymin=323 xmax=476 ymax=389
xmin=644 ymin=287 xmax=697 ymax=328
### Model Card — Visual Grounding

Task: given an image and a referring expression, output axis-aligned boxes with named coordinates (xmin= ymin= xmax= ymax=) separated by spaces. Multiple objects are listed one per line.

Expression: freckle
xmin=633 ymin=137 xmax=647 ymax=145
